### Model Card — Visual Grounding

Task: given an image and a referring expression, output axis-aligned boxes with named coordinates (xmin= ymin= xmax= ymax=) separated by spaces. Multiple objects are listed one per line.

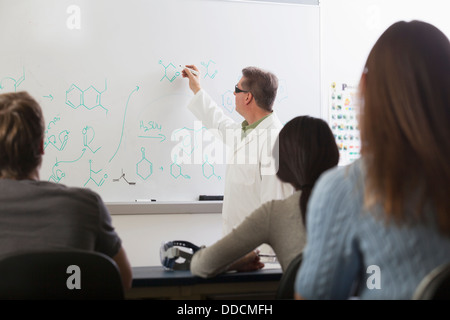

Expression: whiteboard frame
xmin=216 ymin=0 xmax=319 ymax=5
xmin=107 ymin=201 xmax=223 ymax=215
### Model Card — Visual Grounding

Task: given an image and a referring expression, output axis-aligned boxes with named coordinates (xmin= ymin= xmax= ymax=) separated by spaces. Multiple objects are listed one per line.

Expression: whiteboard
xmin=0 ymin=0 xmax=320 ymax=203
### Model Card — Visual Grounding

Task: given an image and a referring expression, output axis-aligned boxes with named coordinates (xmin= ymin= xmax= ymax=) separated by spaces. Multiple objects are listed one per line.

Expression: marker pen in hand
xmin=179 ymin=65 xmax=199 ymax=76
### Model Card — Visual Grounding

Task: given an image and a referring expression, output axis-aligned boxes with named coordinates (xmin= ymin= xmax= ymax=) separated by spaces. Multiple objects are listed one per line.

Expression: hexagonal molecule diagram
xmin=170 ymin=155 xmax=190 ymax=179
xmin=65 ymin=80 xmax=108 ymax=114
xmin=201 ymin=60 xmax=218 ymax=79
xmin=136 ymin=147 xmax=153 ymax=180
xmin=202 ymin=155 xmax=221 ymax=180
xmin=171 ymin=126 xmax=205 ymax=157
xmin=221 ymin=90 xmax=235 ymax=113
xmin=159 ymin=60 xmax=180 ymax=83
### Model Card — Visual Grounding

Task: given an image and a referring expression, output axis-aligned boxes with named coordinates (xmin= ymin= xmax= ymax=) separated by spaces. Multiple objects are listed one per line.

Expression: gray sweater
xmin=191 ymin=191 xmax=305 ymax=278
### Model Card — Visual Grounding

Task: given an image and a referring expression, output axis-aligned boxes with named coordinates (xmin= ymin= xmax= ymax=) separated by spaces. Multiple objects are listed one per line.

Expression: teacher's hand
xmin=181 ymin=64 xmax=201 ymax=94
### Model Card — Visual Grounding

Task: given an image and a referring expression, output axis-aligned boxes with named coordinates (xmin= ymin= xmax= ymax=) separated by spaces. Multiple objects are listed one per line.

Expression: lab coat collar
xmin=235 ymin=112 xmax=281 ymax=152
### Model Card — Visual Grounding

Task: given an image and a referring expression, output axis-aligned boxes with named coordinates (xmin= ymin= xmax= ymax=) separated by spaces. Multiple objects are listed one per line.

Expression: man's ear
xmin=245 ymin=92 xmax=253 ymax=105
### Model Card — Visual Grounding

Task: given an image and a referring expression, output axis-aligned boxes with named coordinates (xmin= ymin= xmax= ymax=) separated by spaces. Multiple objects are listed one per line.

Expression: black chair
xmin=275 ymin=252 xmax=303 ymax=300
xmin=0 ymin=249 xmax=124 ymax=300
xmin=413 ymin=263 xmax=450 ymax=300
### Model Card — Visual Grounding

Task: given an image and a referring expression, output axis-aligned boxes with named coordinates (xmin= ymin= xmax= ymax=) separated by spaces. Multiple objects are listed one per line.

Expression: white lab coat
xmin=187 ymin=89 xmax=294 ymax=254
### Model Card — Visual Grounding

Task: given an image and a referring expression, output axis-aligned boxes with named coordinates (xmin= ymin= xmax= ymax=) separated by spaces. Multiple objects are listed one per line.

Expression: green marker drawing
xmin=202 ymin=155 xmax=221 ymax=180
xmin=43 ymin=94 xmax=54 ymax=101
xmin=82 ymin=125 xmax=101 ymax=153
xmin=45 ymin=130 xmax=69 ymax=151
xmin=170 ymin=155 xmax=190 ymax=180
xmin=136 ymin=147 xmax=153 ymax=180
xmin=0 ymin=67 xmax=25 ymax=92
xmin=84 ymin=159 xmax=108 ymax=187
xmin=48 ymin=148 xmax=86 ymax=183
xmin=109 ymin=86 xmax=139 ymax=163
xmin=65 ymin=79 xmax=109 ymax=114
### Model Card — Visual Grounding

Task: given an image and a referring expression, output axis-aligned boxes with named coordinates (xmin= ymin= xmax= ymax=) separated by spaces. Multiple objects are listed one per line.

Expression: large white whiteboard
xmin=0 ymin=0 xmax=320 ymax=202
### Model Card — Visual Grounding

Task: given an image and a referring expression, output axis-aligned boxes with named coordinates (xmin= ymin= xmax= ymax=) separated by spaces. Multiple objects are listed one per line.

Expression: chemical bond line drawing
xmin=84 ymin=159 xmax=108 ymax=187
xmin=221 ymin=90 xmax=235 ymax=113
xmin=48 ymin=148 xmax=86 ymax=183
xmin=45 ymin=115 xmax=69 ymax=151
xmin=113 ymin=169 xmax=136 ymax=185
xmin=0 ymin=67 xmax=25 ymax=92
xmin=201 ymin=60 xmax=218 ymax=79
xmin=65 ymin=79 xmax=109 ymax=114
xmin=45 ymin=131 xmax=70 ymax=151
xmin=202 ymin=155 xmax=221 ymax=180
xmin=159 ymin=60 xmax=180 ymax=83
xmin=170 ymin=155 xmax=190 ymax=180
xmin=82 ymin=125 xmax=101 ymax=153
xmin=136 ymin=147 xmax=153 ymax=180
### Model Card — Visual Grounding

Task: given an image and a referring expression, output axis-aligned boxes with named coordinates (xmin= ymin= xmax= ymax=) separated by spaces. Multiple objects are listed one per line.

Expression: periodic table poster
xmin=328 ymin=82 xmax=361 ymax=166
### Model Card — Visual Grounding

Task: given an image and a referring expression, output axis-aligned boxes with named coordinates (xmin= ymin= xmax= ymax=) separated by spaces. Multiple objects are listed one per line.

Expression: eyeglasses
xmin=235 ymin=85 xmax=249 ymax=94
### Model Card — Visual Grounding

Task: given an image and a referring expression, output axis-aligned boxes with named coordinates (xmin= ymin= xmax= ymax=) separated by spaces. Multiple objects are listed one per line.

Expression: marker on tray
xmin=199 ymin=195 xmax=224 ymax=201
xmin=135 ymin=199 xmax=156 ymax=202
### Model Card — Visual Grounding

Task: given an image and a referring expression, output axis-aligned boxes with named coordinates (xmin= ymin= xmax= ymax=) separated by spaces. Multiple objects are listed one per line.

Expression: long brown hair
xmin=276 ymin=116 xmax=339 ymax=225
xmin=359 ymin=21 xmax=450 ymax=235
xmin=0 ymin=91 xmax=45 ymax=179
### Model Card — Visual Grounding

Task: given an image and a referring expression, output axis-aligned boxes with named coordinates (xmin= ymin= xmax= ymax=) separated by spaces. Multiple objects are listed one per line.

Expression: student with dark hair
xmin=189 ymin=116 xmax=339 ymax=278
xmin=0 ymin=91 xmax=133 ymax=290
xmin=295 ymin=20 xmax=450 ymax=300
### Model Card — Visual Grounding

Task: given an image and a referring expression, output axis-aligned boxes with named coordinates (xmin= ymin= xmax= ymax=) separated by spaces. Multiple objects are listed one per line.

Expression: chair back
xmin=0 ymin=249 xmax=124 ymax=300
xmin=413 ymin=263 xmax=450 ymax=300
xmin=275 ymin=252 xmax=303 ymax=300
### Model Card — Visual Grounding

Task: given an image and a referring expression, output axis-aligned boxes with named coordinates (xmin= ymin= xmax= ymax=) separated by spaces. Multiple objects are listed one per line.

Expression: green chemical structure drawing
xmin=48 ymin=148 xmax=87 ymax=183
xmin=45 ymin=130 xmax=70 ymax=151
xmin=84 ymin=159 xmax=108 ymax=187
xmin=159 ymin=60 xmax=180 ymax=83
xmin=0 ymin=67 xmax=25 ymax=92
xmin=170 ymin=155 xmax=190 ymax=180
xmin=82 ymin=125 xmax=101 ymax=153
xmin=221 ymin=90 xmax=235 ymax=113
xmin=113 ymin=169 xmax=136 ymax=185
xmin=201 ymin=60 xmax=218 ymax=79
xmin=65 ymin=79 xmax=109 ymax=114
xmin=136 ymin=147 xmax=153 ymax=180
xmin=45 ymin=115 xmax=69 ymax=151
xmin=171 ymin=125 xmax=207 ymax=156
xmin=202 ymin=155 xmax=221 ymax=180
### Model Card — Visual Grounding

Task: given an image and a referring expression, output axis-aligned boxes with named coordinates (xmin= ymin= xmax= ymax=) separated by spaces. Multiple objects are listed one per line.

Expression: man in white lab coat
xmin=182 ymin=65 xmax=294 ymax=256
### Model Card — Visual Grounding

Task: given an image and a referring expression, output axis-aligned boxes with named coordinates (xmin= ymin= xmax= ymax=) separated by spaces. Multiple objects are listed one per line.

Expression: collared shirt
xmin=241 ymin=113 xmax=272 ymax=140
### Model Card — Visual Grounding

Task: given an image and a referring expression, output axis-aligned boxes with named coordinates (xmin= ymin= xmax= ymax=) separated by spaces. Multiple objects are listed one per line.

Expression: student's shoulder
xmin=38 ymin=181 xmax=103 ymax=203
xmin=263 ymin=191 xmax=301 ymax=216
xmin=314 ymin=159 xmax=363 ymax=197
